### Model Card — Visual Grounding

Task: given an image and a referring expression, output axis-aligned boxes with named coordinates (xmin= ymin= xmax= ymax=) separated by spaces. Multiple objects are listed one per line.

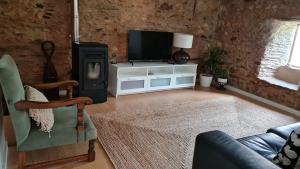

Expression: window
xmin=289 ymin=25 xmax=300 ymax=68
xmin=258 ymin=20 xmax=300 ymax=90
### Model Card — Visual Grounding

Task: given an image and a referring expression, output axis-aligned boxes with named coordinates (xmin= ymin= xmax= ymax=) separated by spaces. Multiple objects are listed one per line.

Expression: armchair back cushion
xmin=0 ymin=54 xmax=30 ymax=147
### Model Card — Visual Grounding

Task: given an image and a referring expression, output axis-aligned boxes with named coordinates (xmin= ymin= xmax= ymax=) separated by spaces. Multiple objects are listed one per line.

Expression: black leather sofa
xmin=192 ymin=122 xmax=300 ymax=169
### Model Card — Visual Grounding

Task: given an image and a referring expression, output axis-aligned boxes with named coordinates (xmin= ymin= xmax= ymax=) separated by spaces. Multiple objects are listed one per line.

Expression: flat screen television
xmin=128 ymin=30 xmax=173 ymax=62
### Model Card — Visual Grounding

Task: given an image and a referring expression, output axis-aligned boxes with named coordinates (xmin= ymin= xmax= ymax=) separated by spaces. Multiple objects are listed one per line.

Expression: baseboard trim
xmin=225 ymin=85 xmax=300 ymax=116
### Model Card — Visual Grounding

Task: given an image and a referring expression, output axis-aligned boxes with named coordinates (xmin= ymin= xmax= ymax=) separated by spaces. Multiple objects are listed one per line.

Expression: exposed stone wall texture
xmin=79 ymin=0 xmax=225 ymax=63
xmin=0 ymin=0 xmax=71 ymax=83
xmin=218 ymin=0 xmax=300 ymax=110
xmin=1 ymin=0 xmax=300 ymax=110
xmin=0 ymin=0 xmax=225 ymax=82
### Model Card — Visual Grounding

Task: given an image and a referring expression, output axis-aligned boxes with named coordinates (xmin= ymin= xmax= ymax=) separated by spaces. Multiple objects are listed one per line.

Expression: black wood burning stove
xmin=72 ymin=42 xmax=108 ymax=103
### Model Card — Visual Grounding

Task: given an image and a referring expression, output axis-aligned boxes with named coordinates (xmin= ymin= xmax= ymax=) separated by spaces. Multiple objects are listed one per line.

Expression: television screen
xmin=128 ymin=30 xmax=173 ymax=61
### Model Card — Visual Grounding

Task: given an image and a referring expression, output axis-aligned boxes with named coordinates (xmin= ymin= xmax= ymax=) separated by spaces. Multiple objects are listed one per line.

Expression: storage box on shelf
xmin=108 ymin=62 xmax=198 ymax=96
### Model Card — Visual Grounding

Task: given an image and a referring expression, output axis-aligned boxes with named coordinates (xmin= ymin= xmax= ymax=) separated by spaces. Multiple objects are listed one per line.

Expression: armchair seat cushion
xmin=18 ymin=106 xmax=97 ymax=151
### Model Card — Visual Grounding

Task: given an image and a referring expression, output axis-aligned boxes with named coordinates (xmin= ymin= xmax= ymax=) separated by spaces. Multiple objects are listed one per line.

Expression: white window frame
xmin=288 ymin=24 xmax=300 ymax=69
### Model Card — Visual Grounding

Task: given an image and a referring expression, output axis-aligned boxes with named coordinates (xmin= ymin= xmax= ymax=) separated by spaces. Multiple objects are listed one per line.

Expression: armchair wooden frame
xmin=14 ymin=80 xmax=96 ymax=169
xmin=30 ymin=80 xmax=79 ymax=99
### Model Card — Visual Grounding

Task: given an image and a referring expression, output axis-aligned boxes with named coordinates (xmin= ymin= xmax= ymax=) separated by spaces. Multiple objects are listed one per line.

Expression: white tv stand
xmin=108 ymin=62 xmax=198 ymax=96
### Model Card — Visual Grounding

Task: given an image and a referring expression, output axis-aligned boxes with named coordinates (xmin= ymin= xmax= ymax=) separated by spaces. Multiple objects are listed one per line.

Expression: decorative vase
xmin=172 ymin=49 xmax=190 ymax=64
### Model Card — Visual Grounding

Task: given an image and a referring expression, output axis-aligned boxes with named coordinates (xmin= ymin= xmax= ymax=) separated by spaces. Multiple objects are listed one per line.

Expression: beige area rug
xmin=91 ymin=96 xmax=297 ymax=169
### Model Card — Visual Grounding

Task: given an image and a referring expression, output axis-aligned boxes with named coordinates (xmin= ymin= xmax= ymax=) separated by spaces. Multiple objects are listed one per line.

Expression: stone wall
xmin=79 ymin=0 xmax=225 ymax=63
xmin=0 ymin=0 xmax=71 ymax=83
xmin=1 ymin=0 xmax=299 ymax=110
xmin=218 ymin=0 xmax=300 ymax=110
xmin=0 ymin=0 xmax=225 ymax=83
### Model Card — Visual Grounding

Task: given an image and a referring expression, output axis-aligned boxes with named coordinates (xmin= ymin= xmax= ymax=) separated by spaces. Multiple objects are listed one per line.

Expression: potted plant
xmin=200 ymin=47 xmax=224 ymax=87
xmin=216 ymin=68 xmax=229 ymax=90
xmin=216 ymin=68 xmax=229 ymax=84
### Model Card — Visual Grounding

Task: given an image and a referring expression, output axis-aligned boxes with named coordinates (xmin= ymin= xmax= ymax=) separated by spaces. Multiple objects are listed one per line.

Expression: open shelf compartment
xmin=148 ymin=66 xmax=173 ymax=76
xmin=118 ymin=67 xmax=148 ymax=78
xmin=174 ymin=65 xmax=197 ymax=75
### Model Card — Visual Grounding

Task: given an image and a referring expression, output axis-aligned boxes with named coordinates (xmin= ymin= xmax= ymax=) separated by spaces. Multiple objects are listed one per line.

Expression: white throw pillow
xmin=25 ymin=85 xmax=54 ymax=134
xmin=275 ymin=66 xmax=300 ymax=85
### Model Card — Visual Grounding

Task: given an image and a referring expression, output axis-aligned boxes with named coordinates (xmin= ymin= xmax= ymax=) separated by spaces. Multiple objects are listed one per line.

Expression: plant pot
xmin=200 ymin=74 xmax=213 ymax=87
xmin=217 ymin=78 xmax=228 ymax=84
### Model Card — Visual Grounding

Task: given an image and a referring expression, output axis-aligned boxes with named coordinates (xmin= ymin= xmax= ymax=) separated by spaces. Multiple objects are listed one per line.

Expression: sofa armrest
xmin=192 ymin=130 xmax=280 ymax=169
xmin=267 ymin=122 xmax=300 ymax=140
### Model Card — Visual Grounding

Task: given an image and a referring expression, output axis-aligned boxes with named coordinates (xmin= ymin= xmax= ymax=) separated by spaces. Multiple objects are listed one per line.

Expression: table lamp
xmin=172 ymin=33 xmax=193 ymax=64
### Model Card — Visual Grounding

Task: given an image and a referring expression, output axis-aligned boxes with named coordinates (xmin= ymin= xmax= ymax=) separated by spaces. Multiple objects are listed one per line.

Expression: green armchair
xmin=0 ymin=54 xmax=97 ymax=169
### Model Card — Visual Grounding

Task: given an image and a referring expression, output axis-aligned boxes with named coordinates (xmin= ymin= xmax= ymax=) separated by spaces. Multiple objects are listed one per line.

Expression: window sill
xmin=288 ymin=65 xmax=300 ymax=70
xmin=259 ymin=77 xmax=299 ymax=91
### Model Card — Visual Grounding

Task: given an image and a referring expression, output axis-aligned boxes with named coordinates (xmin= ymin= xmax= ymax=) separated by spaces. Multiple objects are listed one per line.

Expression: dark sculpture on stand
xmin=42 ymin=41 xmax=59 ymax=99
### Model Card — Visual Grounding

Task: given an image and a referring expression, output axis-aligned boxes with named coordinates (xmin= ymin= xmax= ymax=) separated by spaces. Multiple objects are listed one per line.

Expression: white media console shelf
xmin=108 ymin=62 xmax=198 ymax=96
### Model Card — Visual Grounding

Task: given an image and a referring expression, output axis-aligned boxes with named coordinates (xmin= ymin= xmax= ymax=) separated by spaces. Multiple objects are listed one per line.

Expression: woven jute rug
xmin=91 ymin=96 xmax=297 ymax=169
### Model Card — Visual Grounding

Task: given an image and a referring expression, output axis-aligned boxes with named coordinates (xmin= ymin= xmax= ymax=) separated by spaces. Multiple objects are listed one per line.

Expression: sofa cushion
xmin=275 ymin=66 xmax=300 ymax=85
xmin=193 ymin=130 xmax=281 ymax=169
xmin=272 ymin=129 xmax=300 ymax=169
xmin=18 ymin=105 xmax=97 ymax=151
xmin=267 ymin=123 xmax=300 ymax=140
xmin=238 ymin=133 xmax=286 ymax=160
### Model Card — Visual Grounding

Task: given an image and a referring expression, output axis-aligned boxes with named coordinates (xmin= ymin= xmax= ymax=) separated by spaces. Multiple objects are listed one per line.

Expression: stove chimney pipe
xmin=73 ymin=0 xmax=80 ymax=42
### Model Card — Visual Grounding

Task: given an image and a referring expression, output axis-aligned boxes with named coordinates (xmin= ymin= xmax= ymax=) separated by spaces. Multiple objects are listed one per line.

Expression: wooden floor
xmin=5 ymin=87 xmax=299 ymax=169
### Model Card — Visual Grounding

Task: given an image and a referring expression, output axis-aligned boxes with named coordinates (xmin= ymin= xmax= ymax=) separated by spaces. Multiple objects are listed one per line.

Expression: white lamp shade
xmin=173 ymin=33 xmax=193 ymax=49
